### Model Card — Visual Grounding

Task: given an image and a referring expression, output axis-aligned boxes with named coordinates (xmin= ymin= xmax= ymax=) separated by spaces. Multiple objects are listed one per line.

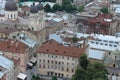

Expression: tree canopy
xmin=31 ymin=74 xmax=40 ymax=80
xmin=72 ymin=54 xmax=108 ymax=80
xmin=100 ymin=7 xmax=109 ymax=13
xmin=52 ymin=76 xmax=57 ymax=80
xmin=44 ymin=4 xmax=51 ymax=12
xmin=78 ymin=5 xmax=85 ymax=12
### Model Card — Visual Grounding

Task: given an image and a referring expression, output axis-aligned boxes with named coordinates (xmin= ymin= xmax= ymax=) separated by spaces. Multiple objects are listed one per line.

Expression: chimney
xmin=33 ymin=2 xmax=35 ymax=6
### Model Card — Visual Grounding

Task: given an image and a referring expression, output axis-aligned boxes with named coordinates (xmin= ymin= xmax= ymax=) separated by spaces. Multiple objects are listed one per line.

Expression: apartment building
xmin=0 ymin=39 xmax=32 ymax=72
xmin=0 ymin=55 xmax=14 ymax=80
xmin=37 ymin=39 xmax=88 ymax=78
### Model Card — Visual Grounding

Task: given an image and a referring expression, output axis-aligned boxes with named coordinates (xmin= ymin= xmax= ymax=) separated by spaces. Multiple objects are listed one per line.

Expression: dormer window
xmin=96 ymin=22 xmax=101 ymax=28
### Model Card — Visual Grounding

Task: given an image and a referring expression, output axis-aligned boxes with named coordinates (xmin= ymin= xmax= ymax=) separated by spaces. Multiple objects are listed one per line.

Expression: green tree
xmin=18 ymin=2 xmax=23 ymax=7
xmin=78 ymin=5 xmax=84 ymax=12
xmin=62 ymin=0 xmax=71 ymax=5
xmin=72 ymin=67 xmax=86 ymax=80
xmin=92 ymin=78 xmax=106 ymax=80
xmin=41 ymin=0 xmax=56 ymax=2
xmin=52 ymin=4 xmax=60 ymax=12
xmin=52 ymin=76 xmax=57 ymax=80
xmin=65 ymin=4 xmax=73 ymax=12
xmin=79 ymin=54 xmax=89 ymax=69
xmin=71 ymin=36 xmax=78 ymax=43
xmin=44 ymin=4 xmax=51 ymax=12
xmin=87 ymin=62 xmax=108 ymax=80
xmin=32 ymin=74 xmax=40 ymax=80
xmin=100 ymin=7 xmax=108 ymax=13
xmin=72 ymin=55 xmax=108 ymax=80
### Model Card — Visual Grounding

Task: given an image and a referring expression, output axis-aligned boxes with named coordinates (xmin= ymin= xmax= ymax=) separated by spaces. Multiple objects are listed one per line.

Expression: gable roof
xmin=0 ymin=39 xmax=29 ymax=53
xmin=37 ymin=39 xmax=88 ymax=58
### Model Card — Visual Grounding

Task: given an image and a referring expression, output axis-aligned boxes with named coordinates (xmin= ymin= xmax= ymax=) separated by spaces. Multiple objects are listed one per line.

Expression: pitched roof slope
xmin=37 ymin=39 xmax=88 ymax=58
xmin=0 ymin=39 xmax=29 ymax=53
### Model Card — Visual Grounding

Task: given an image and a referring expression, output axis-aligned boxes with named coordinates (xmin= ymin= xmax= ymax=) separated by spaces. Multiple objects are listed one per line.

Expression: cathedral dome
xmin=37 ymin=2 xmax=43 ymax=10
xmin=5 ymin=1 xmax=18 ymax=11
xmin=30 ymin=5 xmax=38 ymax=13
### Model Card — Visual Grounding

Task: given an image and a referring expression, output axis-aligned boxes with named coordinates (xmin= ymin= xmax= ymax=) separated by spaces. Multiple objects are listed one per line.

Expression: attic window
xmin=55 ymin=50 xmax=58 ymax=52
xmin=91 ymin=41 xmax=94 ymax=43
xmin=100 ymin=43 xmax=103 ymax=45
xmin=109 ymin=41 xmax=113 ymax=43
xmin=97 ymin=39 xmax=101 ymax=41
xmin=96 ymin=42 xmax=99 ymax=44
xmin=109 ymin=44 xmax=112 ymax=46
xmin=7 ymin=46 xmax=10 ymax=48
xmin=64 ymin=51 xmax=66 ymax=53
xmin=46 ymin=49 xmax=49 ymax=51
xmin=49 ymin=42 xmax=52 ymax=44
xmin=115 ymin=42 xmax=118 ymax=44
xmin=105 ymin=44 xmax=108 ymax=46
xmin=103 ymin=40 xmax=107 ymax=42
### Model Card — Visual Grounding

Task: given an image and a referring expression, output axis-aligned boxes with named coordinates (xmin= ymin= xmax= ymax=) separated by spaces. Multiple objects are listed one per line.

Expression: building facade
xmin=37 ymin=40 xmax=88 ymax=78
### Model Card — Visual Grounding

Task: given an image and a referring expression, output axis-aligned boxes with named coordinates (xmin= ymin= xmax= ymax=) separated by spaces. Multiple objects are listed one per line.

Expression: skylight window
xmin=103 ymin=40 xmax=107 ymax=42
xmin=109 ymin=41 xmax=113 ymax=43
xmin=105 ymin=44 xmax=108 ymax=46
xmin=114 ymin=45 xmax=117 ymax=47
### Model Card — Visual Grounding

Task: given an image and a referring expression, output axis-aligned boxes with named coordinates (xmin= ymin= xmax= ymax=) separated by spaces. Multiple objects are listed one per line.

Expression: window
xmin=39 ymin=59 xmax=41 ymax=62
xmin=96 ymin=22 xmax=100 ymax=28
xmin=62 ymin=56 xmax=64 ymax=59
xmin=43 ymin=65 xmax=45 ymax=69
xmin=39 ymin=64 xmax=41 ymax=68
xmin=11 ymin=14 xmax=12 ymax=18
xmin=72 ymin=69 xmax=74 ymax=73
xmin=51 ymin=61 xmax=53 ymax=64
xmin=8 ymin=14 xmax=9 ymax=18
xmin=62 ymin=62 xmax=64 ymax=65
xmin=43 ymin=59 xmax=45 ymax=63
xmin=56 ymin=55 xmax=57 ymax=58
xmin=59 ymin=61 xmax=61 ymax=65
xmin=48 ymin=55 xmax=50 ymax=58
xmin=72 ymin=58 xmax=74 ymax=61
xmin=61 ymin=67 xmax=64 ymax=71
xmin=115 ymin=56 xmax=117 ymax=59
xmin=67 ymin=57 xmax=69 ymax=60
xmin=55 ymin=61 xmax=57 ymax=64
xmin=67 ymin=62 xmax=69 ymax=65
xmin=67 ymin=68 xmax=69 ymax=72
xmin=48 ymin=65 xmax=49 ymax=69
xmin=113 ymin=64 xmax=115 ymax=68
xmin=14 ymin=14 xmax=15 ymax=18
xmin=48 ymin=60 xmax=50 ymax=63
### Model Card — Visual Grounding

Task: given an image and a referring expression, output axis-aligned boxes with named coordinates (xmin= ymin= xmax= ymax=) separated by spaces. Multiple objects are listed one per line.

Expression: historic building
xmin=37 ymin=39 xmax=89 ymax=78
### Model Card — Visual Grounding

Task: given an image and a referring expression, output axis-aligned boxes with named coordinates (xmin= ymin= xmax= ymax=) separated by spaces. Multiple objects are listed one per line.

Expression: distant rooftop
xmin=0 ymin=55 xmax=13 ymax=78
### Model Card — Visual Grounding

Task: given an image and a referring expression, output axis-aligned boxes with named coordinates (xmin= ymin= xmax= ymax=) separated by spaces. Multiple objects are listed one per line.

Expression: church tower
xmin=29 ymin=2 xmax=45 ymax=31
xmin=4 ymin=0 xmax=18 ymax=21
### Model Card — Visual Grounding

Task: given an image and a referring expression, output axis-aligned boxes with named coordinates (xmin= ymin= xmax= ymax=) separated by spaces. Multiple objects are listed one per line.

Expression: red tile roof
xmin=0 ymin=27 xmax=18 ymax=34
xmin=0 ymin=39 xmax=29 ymax=53
xmin=37 ymin=39 xmax=88 ymax=58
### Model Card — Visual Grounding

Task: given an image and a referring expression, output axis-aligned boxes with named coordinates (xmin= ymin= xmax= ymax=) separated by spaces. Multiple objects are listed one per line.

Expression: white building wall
xmin=5 ymin=11 xmax=18 ymax=21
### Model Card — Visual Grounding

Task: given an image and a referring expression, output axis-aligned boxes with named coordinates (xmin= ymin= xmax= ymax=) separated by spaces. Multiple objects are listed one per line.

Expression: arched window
xmin=11 ymin=14 xmax=12 ymax=18
xmin=113 ymin=64 xmax=115 ymax=68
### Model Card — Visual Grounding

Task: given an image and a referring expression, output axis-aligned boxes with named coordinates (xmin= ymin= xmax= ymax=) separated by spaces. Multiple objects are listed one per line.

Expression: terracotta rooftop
xmin=0 ymin=27 xmax=18 ymax=34
xmin=37 ymin=39 xmax=88 ymax=58
xmin=0 ymin=39 xmax=29 ymax=53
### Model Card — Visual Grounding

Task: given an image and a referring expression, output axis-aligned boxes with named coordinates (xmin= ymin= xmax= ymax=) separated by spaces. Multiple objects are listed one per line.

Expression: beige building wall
xmin=1 ymin=51 xmax=30 ymax=72
xmin=37 ymin=53 xmax=78 ymax=78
